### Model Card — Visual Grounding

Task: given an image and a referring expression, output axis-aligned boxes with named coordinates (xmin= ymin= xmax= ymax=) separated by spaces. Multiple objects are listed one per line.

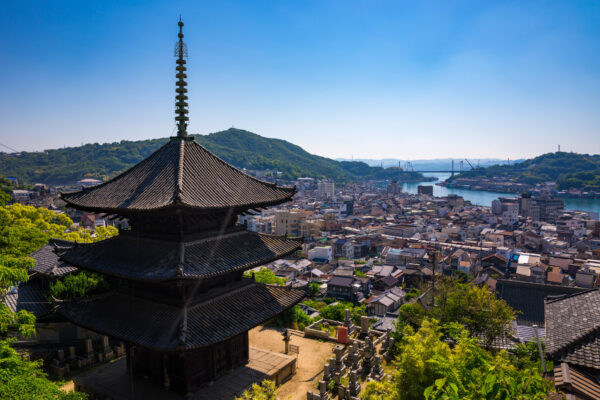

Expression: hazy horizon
xmin=1 ymin=1 xmax=599 ymax=159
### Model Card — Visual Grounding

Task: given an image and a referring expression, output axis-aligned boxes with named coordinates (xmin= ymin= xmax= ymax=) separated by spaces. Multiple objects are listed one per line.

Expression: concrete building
xmin=317 ymin=180 xmax=335 ymax=198
xmin=308 ymin=246 xmax=333 ymax=263
xmin=274 ymin=210 xmax=307 ymax=237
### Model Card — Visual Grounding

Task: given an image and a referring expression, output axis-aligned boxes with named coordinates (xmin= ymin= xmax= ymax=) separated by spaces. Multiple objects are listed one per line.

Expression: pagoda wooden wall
xmin=128 ymin=331 xmax=249 ymax=394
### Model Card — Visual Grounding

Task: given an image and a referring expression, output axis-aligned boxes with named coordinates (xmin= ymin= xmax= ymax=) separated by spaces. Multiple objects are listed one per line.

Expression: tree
xmin=365 ymin=319 xmax=553 ymax=400
xmin=393 ymin=302 xmax=426 ymax=344
xmin=308 ymin=282 xmax=321 ymax=297
xmin=0 ymin=192 xmax=10 ymax=207
xmin=0 ymin=340 xmax=86 ymax=400
xmin=235 ymin=379 xmax=277 ymax=400
xmin=431 ymin=278 xmax=515 ymax=347
xmin=244 ymin=268 xmax=287 ymax=285
xmin=49 ymin=272 xmax=109 ymax=301
xmin=320 ymin=301 xmax=365 ymax=325
xmin=422 ymin=323 xmax=552 ymax=400
xmin=272 ymin=305 xmax=315 ymax=331
xmin=0 ymin=203 xmax=117 ymax=399
xmin=394 ymin=320 xmax=453 ymax=400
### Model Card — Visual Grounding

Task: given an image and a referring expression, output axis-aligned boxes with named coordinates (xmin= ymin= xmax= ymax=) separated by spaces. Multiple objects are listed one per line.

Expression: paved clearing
xmin=249 ymin=325 xmax=335 ymax=400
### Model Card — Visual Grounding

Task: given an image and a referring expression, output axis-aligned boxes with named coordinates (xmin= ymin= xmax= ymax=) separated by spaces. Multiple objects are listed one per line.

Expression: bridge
xmin=412 ymin=170 xmax=455 ymax=174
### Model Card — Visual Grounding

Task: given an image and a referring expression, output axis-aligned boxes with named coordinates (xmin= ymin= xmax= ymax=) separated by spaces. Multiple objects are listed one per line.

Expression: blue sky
xmin=1 ymin=0 xmax=599 ymax=159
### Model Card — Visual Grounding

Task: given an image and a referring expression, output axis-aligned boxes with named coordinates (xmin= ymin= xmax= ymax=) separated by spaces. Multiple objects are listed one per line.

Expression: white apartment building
xmin=317 ymin=180 xmax=335 ymax=198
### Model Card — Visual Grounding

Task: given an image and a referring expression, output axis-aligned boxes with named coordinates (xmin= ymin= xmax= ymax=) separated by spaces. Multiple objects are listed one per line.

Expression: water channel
xmin=402 ymin=173 xmax=600 ymax=217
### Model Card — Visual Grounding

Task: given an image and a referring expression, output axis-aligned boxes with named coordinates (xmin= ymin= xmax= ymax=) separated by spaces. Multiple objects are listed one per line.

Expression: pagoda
xmin=55 ymin=19 xmax=305 ymax=395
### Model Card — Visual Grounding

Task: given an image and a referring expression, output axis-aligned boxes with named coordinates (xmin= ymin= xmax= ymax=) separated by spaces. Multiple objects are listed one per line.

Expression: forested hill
xmin=0 ymin=128 xmax=426 ymax=184
xmin=449 ymin=152 xmax=600 ymax=190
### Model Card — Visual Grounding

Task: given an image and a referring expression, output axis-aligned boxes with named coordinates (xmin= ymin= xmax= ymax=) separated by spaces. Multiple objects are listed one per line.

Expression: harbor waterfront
xmin=403 ymin=173 xmax=600 ymax=216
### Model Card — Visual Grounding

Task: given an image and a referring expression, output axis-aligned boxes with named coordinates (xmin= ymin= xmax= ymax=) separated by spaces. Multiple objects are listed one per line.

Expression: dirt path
xmin=249 ymin=325 xmax=335 ymax=400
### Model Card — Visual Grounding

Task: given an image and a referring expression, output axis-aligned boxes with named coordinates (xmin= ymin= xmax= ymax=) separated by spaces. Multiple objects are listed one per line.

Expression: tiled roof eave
xmin=55 ymin=284 xmax=305 ymax=351
xmin=60 ymin=194 xmax=295 ymax=215
xmin=58 ymin=233 xmax=303 ymax=283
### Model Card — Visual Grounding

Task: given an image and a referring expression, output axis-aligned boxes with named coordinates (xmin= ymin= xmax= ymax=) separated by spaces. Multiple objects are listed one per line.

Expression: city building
xmin=274 ymin=209 xmax=307 ymax=237
xmin=317 ymin=180 xmax=335 ymax=198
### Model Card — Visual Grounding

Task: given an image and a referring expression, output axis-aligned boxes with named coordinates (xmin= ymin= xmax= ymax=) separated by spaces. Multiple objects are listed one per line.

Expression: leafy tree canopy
xmin=244 ymin=268 xmax=287 ymax=285
xmin=235 ymin=379 xmax=277 ymax=400
xmin=363 ymin=320 xmax=553 ymax=400
xmin=0 ymin=203 xmax=117 ymax=399
xmin=49 ymin=272 xmax=109 ymax=301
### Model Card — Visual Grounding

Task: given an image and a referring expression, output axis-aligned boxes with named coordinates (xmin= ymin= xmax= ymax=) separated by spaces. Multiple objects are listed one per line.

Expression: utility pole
xmin=429 ymin=250 xmax=437 ymax=307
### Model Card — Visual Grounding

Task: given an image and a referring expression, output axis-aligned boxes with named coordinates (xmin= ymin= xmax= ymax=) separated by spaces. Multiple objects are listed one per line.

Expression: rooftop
xmin=61 ymin=138 xmax=295 ymax=214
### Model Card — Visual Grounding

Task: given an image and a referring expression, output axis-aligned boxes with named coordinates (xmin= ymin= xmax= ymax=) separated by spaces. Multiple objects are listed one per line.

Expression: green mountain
xmin=0 ymin=128 xmax=426 ymax=185
xmin=449 ymin=152 xmax=600 ymax=190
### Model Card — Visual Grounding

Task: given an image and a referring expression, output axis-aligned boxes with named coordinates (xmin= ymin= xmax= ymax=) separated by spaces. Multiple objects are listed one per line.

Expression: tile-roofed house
xmin=554 ymin=362 xmax=600 ymax=400
xmin=549 ymin=256 xmax=573 ymax=273
xmin=366 ymin=287 xmax=405 ymax=316
xmin=326 ymin=275 xmax=358 ymax=302
xmin=30 ymin=239 xmax=77 ymax=280
xmin=545 ymin=289 xmax=600 ymax=371
xmin=496 ymin=279 xmax=585 ymax=324
xmin=4 ymin=281 xmax=51 ymax=319
xmin=546 ymin=289 xmax=600 ymax=399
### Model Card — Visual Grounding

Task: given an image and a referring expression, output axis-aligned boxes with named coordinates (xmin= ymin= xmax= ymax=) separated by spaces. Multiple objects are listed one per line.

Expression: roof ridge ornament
xmin=174 ymin=18 xmax=189 ymax=138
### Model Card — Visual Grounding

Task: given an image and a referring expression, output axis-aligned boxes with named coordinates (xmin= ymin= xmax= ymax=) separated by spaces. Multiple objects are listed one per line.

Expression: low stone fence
xmin=304 ymin=319 xmax=342 ymax=342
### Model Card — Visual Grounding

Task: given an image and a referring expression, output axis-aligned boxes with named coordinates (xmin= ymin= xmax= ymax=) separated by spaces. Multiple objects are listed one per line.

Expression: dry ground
xmin=249 ymin=325 xmax=335 ymax=400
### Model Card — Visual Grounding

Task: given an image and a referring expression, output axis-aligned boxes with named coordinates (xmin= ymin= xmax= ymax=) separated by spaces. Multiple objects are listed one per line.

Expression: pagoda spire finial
xmin=174 ymin=18 xmax=189 ymax=137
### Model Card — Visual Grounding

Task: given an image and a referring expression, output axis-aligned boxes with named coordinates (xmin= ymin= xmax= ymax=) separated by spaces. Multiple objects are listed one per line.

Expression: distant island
xmin=444 ymin=152 xmax=600 ymax=197
xmin=0 ymin=128 xmax=432 ymax=185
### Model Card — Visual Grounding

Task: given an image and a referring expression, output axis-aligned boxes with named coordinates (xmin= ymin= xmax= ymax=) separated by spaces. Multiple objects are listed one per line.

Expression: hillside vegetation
xmin=449 ymin=152 xmax=600 ymax=190
xmin=0 ymin=128 xmax=425 ymax=184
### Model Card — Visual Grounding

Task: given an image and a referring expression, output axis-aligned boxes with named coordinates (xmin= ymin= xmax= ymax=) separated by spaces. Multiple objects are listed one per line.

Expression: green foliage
xmin=354 ymin=270 xmax=366 ymax=277
xmin=449 ymin=151 xmax=600 ymax=190
xmin=0 ymin=129 xmax=428 ymax=184
xmin=394 ymin=320 xmax=454 ymax=400
xmin=0 ymin=192 xmax=10 ymax=207
xmin=431 ymin=278 xmax=515 ymax=347
xmin=302 ymin=299 xmax=327 ymax=311
xmin=0 ymin=204 xmax=117 ymax=258
xmin=361 ymin=380 xmax=396 ymax=400
xmin=404 ymin=288 xmax=420 ymax=301
xmin=235 ymin=379 xmax=277 ymax=400
xmin=308 ymin=282 xmax=321 ymax=297
xmin=368 ymin=320 xmax=553 ymax=400
xmin=0 ymin=177 xmax=11 ymax=207
xmin=0 ymin=203 xmax=113 ymax=399
xmin=319 ymin=301 xmax=365 ymax=325
xmin=49 ymin=272 xmax=109 ymax=301
xmin=244 ymin=268 xmax=287 ymax=285
xmin=395 ymin=303 xmax=426 ymax=335
xmin=271 ymin=305 xmax=316 ymax=331
xmin=422 ymin=323 xmax=553 ymax=400
xmin=0 ymin=339 xmax=86 ymax=399
xmin=511 ymin=340 xmax=552 ymax=372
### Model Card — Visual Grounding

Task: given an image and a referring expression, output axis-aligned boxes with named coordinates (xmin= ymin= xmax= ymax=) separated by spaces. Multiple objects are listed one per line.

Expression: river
xmin=402 ymin=173 xmax=600 ymax=217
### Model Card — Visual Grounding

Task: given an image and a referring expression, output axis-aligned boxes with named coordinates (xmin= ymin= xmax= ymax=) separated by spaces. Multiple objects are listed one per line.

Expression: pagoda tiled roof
xmin=55 ymin=282 xmax=305 ymax=350
xmin=57 ymin=230 xmax=302 ymax=281
xmin=60 ymin=138 xmax=295 ymax=213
